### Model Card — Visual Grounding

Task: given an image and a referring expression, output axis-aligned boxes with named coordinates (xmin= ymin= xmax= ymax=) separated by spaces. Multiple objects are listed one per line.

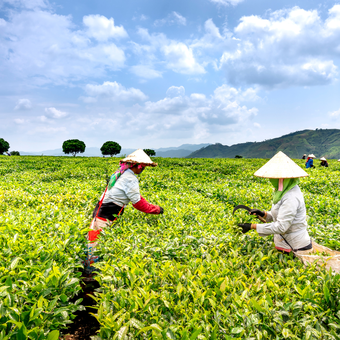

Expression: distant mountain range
xmin=188 ymin=129 xmax=340 ymax=159
xmin=18 ymin=129 xmax=340 ymax=159
xmin=19 ymin=143 xmax=210 ymax=158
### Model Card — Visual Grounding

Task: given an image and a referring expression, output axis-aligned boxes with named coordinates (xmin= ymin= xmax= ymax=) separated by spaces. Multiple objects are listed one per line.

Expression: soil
xmin=61 ymin=279 xmax=101 ymax=340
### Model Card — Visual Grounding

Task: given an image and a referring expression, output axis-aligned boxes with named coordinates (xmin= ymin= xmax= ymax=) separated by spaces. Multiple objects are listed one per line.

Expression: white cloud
xmin=172 ymin=12 xmax=187 ymax=26
xmin=144 ymin=84 xmax=257 ymax=129
xmin=131 ymin=29 xmax=167 ymax=74
xmin=86 ymin=44 xmax=125 ymax=64
xmin=83 ymin=15 xmax=128 ymax=41
xmin=190 ymin=93 xmax=206 ymax=101
xmin=39 ymin=115 xmax=48 ymax=122
xmin=189 ymin=19 xmax=233 ymax=72
xmin=191 ymin=19 xmax=226 ymax=51
xmin=75 ymin=84 xmax=257 ymax=143
xmin=45 ymin=107 xmax=68 ymax=118
xmin=219 ymin=6 xmax=340 ymax=87
xmin=14 ymin=118 xmax=26 ymax=124
xmin=209 ymin=0 xmax=244 ymax=6
xmin=130 ymin=65 xmax=162 ymax=79
xmin=135 ymin=28 xmax=168 ymax=52
xmin=83 ymin=81 xmax=148 ymax=102
xmin=144 ymin=95 xmax=187 ymax=115
xmin=7 ymin=81 xmax=260 ymax=149
xmin=254 ymin=122 xmax=261 ymax=128
xmin=132 ymin=14 xmax=148 ymax=21
xmin=133 ymin=28 xmax=207 ymax=76
xmin=329 ymin=108 xmax=340 ymax=117
xmin=14 ymin=98 xmax=32 ymax=110
xmin=239 ymin=87 xmax=261 ymax=102
xmin=325 ymin=5 xmax=340 ymax=31
xmin=154 ymin=12 xmax=187 ymax=27
xmin=162 ymin=42 xmax=205 ymax=74
xmin=0 ymin=10 xmax=126 ymax=86
xmin=204 ymin=18 xmax=222 ymax=39
xmin=132 ymin=28 xmax=207 ymax=76
xmin=166 ymin=86 xmax=185 ymax=98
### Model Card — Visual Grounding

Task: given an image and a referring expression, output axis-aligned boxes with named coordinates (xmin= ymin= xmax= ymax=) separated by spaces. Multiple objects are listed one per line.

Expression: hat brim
xmin=121 ymin=159 xmax=157 ymax=167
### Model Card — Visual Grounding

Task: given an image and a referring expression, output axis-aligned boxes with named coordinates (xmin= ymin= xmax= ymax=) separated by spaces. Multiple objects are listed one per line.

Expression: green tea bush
xmin=0 ymin=157 xmax=112 ymax=339
xmin=94 ymin=158 xmax=340 ymax=339
xmin=0 ymin=156 xmax=339 ymax=339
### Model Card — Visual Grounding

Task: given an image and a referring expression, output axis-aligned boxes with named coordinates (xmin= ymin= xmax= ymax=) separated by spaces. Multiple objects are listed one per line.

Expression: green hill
xmin=188 ymin=129 xmax=340 ymax=159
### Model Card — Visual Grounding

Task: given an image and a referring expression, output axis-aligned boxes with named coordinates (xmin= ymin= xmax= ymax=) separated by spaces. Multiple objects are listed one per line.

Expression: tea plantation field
xmin=0 ymin=156 xmax=340 ymax=339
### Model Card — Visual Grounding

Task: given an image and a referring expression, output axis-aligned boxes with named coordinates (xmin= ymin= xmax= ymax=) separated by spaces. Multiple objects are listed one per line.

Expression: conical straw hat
xmin=121 ymin=149 xmax=157 ymax=167
xmin=254 ymin=151 xmax=309 ymax=179
xmin=320 ymin=157 xmax=327 ymax=161
xmin=308 ymin=154 xmax=316 ymax=158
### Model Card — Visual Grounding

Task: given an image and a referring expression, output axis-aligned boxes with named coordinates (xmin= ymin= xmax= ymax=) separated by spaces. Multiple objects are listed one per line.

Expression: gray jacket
xmin=102 ymin=169 xmax=140 ymax=207
xmin=257 ymin=185 xmax=311 ymax=250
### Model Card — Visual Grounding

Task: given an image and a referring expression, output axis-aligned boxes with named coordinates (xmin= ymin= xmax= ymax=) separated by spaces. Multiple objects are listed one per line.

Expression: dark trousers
xmin=92 ymin=201 xmax=124 ymax=221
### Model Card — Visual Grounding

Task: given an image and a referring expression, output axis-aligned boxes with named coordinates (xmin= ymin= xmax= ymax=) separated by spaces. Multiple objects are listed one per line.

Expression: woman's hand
xmin=238 ymin=223 xmax=251 ymax=233
xmin=249 ymin=209 xmax=265 ymax=218
xmin=238 ymin=223 xmax=257 ymax=233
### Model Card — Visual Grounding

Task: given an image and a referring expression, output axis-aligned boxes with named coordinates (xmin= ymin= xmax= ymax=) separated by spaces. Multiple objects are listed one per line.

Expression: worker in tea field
xmin=84 ymin=149 xmax=164 ymax=278
xmin=305 ymin=154 xmax=316 ymax=168
xmin=320 ymin=157 xmax=329 ymax=167
xmin=238 ymin=151 xmax=313 ymax=254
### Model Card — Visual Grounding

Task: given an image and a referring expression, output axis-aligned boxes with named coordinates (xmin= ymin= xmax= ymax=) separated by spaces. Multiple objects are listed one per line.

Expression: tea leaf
xmin=47 ymin=330 xmax=59 ymax=340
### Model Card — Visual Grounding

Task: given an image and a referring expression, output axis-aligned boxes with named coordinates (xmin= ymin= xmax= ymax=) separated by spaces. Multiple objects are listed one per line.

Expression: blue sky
xmin=1 ymin=0 xmax=340 ymax=151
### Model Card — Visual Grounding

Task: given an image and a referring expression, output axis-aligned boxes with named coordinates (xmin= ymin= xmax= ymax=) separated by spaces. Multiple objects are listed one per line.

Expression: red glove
xmin=88 ymin=229 xmax=102 ymax=242
xmin=133 ymin=196 xmax=162 ymax=214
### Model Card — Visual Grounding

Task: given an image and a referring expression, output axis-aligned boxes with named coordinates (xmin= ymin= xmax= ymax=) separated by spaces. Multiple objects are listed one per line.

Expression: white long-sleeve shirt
xmin=102 ymin=169 xmax=141 ymax=207
xmin=256 ymin=185 xmax=311 ymax=250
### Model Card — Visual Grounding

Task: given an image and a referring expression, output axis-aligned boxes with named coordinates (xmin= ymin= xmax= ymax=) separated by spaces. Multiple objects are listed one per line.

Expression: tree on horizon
xmin=100 ymin=141 xmax=121 ymax=157
xmin=62 ymin=139 xmax=86 ymax=157
xmin=0 ymin=138 xmax=10 ymax=155
xmin=144 ymin=149 xmax=156 ymax=157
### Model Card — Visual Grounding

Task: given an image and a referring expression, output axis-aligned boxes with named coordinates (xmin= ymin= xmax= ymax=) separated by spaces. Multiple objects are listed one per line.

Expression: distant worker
xmin=320 ymin=157 xmax=328 ymax=167
xmin=305 ymin=154 xmax=316 ymax=168
xmin=6 ymin=152 xmax=11 ymax=156
xmin=238 ymin=151 xmax=312 ymax=254
xmin=84 ymin=149 xmax=164 ymax=279
xmin=302 ymin=154 xmax=306 ymax=160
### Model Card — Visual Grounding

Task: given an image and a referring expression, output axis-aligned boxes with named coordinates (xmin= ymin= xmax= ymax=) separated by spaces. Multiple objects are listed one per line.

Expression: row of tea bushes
xmin=1 ymin=156 xmax=340 ymax=339
xmin=93 ymin=158 xmax=340 ymax=339
xmin=0 ymin=157 xmax=112 ymax=339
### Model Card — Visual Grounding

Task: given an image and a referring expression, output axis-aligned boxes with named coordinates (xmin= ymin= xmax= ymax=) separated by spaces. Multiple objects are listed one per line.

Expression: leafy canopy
xmin=101 ymin=141 xmax=121 ymax=157
xmin=62 ymin=139 xmax=86 ymax=156
xmin=10 ymin=151 xmax=20 ymax=156
xmin=0 ymin=138 xmax=10 ymax=154
xmin=143 ymin=149 xmax=156 ymax=156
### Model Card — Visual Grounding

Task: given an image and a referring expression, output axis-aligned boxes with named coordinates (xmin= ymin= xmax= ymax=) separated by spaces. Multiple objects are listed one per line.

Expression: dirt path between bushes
xmin=61 ymin=280 xmax=100 ymax=340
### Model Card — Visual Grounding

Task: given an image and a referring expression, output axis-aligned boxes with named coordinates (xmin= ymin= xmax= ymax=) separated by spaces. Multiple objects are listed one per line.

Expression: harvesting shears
xmin=232 ymin=205 xmax=266 ymax=223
